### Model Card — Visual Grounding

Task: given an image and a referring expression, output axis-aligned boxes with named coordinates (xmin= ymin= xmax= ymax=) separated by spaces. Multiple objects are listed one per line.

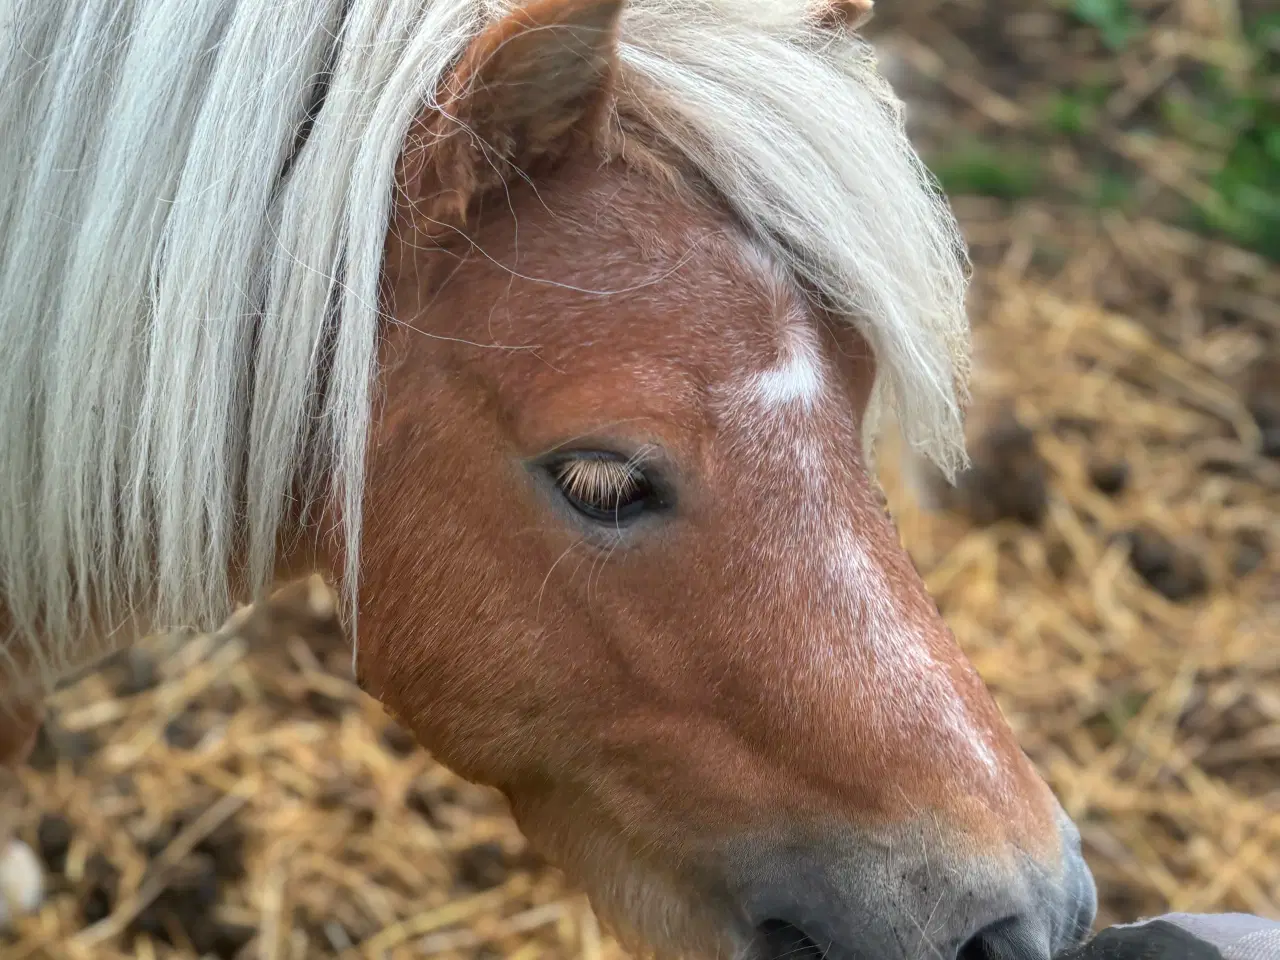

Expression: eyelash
xmin=548 ymin=453 xmax=658 ymax=525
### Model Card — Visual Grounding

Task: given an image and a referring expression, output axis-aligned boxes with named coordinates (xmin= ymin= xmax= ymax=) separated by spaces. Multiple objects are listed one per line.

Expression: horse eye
xmin=548 ymin=453 xmax=658 ymax=525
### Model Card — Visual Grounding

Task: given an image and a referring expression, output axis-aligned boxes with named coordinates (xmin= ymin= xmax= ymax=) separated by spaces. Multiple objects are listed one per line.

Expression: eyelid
xmin=536 ymin=447 xmax=675 ymax=529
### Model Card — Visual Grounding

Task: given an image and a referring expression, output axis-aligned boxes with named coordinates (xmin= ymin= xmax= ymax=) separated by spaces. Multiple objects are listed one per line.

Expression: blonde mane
xmin=0 ymin=0 xmax=969 ymax=694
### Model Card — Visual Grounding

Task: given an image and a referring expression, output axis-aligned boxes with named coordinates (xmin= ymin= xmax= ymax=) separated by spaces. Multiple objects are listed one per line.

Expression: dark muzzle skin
xmin=724 ymin=809 xmax=1097 ymax=960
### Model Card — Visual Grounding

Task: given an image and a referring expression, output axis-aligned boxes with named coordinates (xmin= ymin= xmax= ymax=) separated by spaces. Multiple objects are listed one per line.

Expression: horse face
xmin=356 ymin=2 xmax=1096 ymax=957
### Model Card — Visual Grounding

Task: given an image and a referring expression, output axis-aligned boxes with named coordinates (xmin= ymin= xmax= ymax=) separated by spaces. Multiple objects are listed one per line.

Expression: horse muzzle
xmin=725 ymin=811 xmax=1097 ymax=960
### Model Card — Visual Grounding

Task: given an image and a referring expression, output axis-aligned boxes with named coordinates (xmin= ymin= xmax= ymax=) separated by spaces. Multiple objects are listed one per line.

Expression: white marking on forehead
xmin=745 ymin=321 xmax=826 ymax=412
xmin=729 ymin=236 xmax=827 ymax=413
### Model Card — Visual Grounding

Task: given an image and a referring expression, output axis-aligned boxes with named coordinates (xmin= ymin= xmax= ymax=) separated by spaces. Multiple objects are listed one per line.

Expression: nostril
xmin=756 ymin=918 xmax=827 ymax=960
xmin=957 ymin=917 xmax=1043 ymax=960
xmin=958 ymin=920 xmax=1001 ymax=960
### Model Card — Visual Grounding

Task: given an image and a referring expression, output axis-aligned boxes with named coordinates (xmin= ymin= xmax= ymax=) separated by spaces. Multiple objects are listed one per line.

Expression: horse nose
xmin=733 ymin=817 xmax=1096 ymax=960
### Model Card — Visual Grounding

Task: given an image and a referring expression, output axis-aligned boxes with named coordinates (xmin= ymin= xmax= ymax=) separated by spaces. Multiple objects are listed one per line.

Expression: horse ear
xmin=400 ymin=0 xmax=624 ymax=233
xmin=810 ymin=0 xmax=874 ymax=31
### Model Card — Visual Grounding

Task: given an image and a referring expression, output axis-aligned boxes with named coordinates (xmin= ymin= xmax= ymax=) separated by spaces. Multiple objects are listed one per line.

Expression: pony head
xmin=356 ymin=2 xmax=1095 ymax=957
xmin=0 ymin=0 xmax=1095 ymax=955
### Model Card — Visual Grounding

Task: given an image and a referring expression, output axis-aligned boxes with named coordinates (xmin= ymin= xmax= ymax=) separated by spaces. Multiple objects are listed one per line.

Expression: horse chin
xmin=514 ymin=813 xmax=743 ymax=960
xmin=578 ymin=866 xmax=745 ymax=960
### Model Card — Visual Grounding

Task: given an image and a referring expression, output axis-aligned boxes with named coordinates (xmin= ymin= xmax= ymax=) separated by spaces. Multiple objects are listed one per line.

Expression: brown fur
xmin=398 ymin=0 xmax=623 ymax=238
xmin=0 ymin=2 xmax=1085 ymax=951
xmin=366 ymin=150 xmax=1061 ymax=886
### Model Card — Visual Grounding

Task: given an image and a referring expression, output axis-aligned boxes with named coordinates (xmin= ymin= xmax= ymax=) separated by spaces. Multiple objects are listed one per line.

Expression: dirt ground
xmin=4 ymin=0 xmax=1277 ymax=957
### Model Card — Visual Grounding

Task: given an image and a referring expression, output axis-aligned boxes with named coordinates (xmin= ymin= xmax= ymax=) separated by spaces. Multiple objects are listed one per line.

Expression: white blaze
xmin=744 ymin=322 xmax=826 ymax=411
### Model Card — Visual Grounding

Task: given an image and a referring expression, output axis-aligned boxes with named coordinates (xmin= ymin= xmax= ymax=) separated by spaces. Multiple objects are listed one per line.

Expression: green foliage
xmin=1089 ymin=170 xmax=1134 ymax=210
xmin=1185 ymin=24 xmax=1280 ymax=260
xmin=931 ymin=141 xmax=1041 ymax=200
xmin=1042 ymin=83 xmax=1109 ymax=137
xmin=1198 ymin=98 xmax=1280 ymax=259
xmin=1059 ymin=6 xmax=1276 ymax=259
xmin=1044 ymin=92 xmax=1099 ymax=136
xmin=1071 ymin=0 xmax=1141 ymax=50
xmin=922 ymin=3 xmax=1279 ymax=261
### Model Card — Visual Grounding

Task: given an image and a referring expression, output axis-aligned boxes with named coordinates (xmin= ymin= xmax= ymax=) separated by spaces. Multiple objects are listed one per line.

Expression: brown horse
xmin=0 ymin=0 xmax=1096 ymax=955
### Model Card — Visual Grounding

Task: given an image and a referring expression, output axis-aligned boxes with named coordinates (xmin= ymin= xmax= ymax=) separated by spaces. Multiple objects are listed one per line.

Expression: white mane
xmin=0 ymin=0 xmax=970 ymax=693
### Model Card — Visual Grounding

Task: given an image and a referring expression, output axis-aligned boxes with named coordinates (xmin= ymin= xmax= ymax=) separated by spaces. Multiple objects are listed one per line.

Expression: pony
xmin=0 ymin=0 xmax=1098 ymax=955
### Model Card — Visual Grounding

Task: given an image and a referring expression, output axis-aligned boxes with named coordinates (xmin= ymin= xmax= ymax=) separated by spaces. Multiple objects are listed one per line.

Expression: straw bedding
xmin=3 ymin=0 xmax=1277 ymax=956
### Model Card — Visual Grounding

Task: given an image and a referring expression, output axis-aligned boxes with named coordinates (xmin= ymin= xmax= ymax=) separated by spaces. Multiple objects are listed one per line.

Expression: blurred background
xmin=7 ymin=0 xmax=1278 ymax=957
